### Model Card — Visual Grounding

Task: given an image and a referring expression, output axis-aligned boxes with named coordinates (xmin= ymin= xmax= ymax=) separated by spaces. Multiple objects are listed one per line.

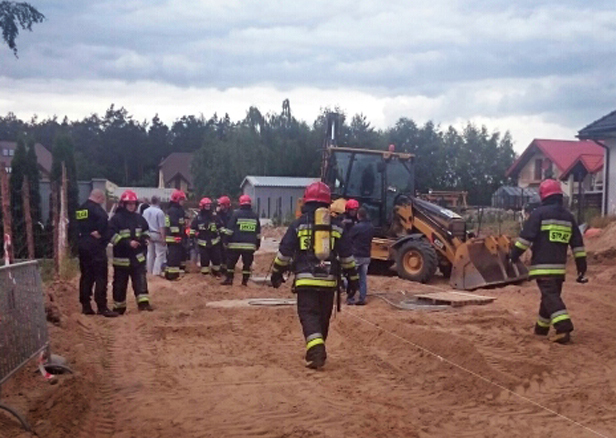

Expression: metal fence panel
xmin=0 ymin=261 xmax=49 ymax=386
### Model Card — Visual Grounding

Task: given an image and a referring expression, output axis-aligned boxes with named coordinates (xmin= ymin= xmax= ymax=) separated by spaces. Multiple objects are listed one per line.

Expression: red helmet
xmin=199 ymin=197 xmax=212 ymax=209
xmin=345 ymin=199 xmax=360 ymax=211
xmin=120 ymin=190 xmax=138 ymax=203
xmin=171 ymin=190 xmax=187 ymax=203
xmin=304 ymin=182 xmax=331 ymax=204
xmin=239 ymin=195 xmax=252 ymax=206
xmin=539 ymin=179 xmax=563 ymax=201
xmin=218 ymin=195 xmax=231 ymax=207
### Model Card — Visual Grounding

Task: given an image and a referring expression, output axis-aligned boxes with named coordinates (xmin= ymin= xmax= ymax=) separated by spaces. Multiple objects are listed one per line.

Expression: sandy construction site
xmin=2 ymin=228 xmax=616 ymax=438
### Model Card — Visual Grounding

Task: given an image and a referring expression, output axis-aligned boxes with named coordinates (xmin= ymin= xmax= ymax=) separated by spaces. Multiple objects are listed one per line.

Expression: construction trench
xmin=2 ymin=229 xmax=616 ymax=438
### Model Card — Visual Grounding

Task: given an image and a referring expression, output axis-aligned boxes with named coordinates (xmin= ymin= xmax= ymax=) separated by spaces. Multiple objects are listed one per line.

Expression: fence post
xmin=52 ymin=181 xmax=59 ymax=274
xmin=23 ymin=177 xmax=35 ymax=260
xmin=58 ymin=164 xmax=69 ymax=276
xmin=0 ymin=167 xmax=13 ymax=264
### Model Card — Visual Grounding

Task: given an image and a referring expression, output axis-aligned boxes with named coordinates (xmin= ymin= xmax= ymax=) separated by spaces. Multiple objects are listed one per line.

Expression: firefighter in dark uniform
xmin=109 ymin=190 xmax=153 ymax=313
xmin=76 ymin=189 xmax=118 ymax=317
xmin=271 ymin=182 xmax=359 ymax=369
xmin=164 ymin=189 xmax=187 ymax=280
xmin=221 ymin=195 xmax=261 ymax=286
xmin=342 ymin=198 xmax=359 ymax=232
xmin=190 ymin=197 xmax=222 ymax=277
xmin=510 ymin=179 xmax=587 ymax=344
xmin=217 ymin=195 xmax=232 ymax=275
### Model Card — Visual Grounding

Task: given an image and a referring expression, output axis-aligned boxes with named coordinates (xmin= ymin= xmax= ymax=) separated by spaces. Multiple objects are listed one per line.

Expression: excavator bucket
xmin=450 ymin=235 xmax=528 ymax=291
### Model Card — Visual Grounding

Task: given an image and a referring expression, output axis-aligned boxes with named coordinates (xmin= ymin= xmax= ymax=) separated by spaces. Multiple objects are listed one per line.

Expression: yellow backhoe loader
xmin=318 ymin=113 xmax=527 ymax=290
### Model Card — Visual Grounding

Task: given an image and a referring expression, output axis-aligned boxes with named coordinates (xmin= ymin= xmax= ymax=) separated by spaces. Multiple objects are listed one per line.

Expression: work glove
xmin=270 ymin=270 xmax=284 ymax=289
xmin=575 ymin=257 xmax=587 ymax=278
xmin=347 ymin=277 xmax=359 ymax=299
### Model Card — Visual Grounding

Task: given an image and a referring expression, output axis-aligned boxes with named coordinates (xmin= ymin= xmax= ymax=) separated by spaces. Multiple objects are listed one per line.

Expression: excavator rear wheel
xmin=395 ymin=239 xmax=438 ymax=283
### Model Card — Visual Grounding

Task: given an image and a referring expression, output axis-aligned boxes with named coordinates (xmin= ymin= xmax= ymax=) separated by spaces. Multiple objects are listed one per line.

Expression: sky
xmin=1 ymin=0 xmax=616 ymax=152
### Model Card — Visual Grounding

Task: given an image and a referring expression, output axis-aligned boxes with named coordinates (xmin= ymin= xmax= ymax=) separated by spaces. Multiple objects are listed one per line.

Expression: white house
xmin=578 ymin=110 xmax=616 ymax=215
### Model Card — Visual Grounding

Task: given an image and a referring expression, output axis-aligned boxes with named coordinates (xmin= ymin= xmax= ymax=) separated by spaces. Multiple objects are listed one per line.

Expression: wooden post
xmin=52 ymin=181 xmax=59 ymax=274
xmin=0 ymin=167 xmax=13 ymax=264
xmin=23 ymin=176 xmax=35 ymax=259
xmin=58 ymin=163 xmax=69 ymax=273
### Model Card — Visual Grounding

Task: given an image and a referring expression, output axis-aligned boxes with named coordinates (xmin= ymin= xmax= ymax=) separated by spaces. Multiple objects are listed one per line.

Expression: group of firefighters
xmin=76 ymin=188 xmax=261 ymax=318
xmin=77 ymin=176 xmax=586 ymax=369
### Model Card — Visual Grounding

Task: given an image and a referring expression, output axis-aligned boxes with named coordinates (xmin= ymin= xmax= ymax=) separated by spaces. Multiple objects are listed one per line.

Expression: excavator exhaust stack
xmin=450 ymin=235 xmax=528 ymax=291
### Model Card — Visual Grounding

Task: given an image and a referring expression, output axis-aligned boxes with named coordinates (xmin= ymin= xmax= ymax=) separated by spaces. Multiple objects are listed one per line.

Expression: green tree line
xmin=0 ymin=100 xmax=516 ymax=209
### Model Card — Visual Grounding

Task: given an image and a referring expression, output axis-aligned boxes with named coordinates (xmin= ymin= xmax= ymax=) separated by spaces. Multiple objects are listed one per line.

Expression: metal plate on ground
xmin=206 ymin=298 xmax=296 ymax=308
xmin=415 ymin=291 xmax=496 ymax=307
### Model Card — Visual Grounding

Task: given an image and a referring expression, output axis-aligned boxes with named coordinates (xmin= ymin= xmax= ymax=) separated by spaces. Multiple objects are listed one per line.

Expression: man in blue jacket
xmin=348 ymin=207 xmax=374 ymax=305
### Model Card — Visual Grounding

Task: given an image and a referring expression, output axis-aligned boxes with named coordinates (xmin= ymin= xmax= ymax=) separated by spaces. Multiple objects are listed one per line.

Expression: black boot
xmin=305 ymin=343 xmax=326 ymax=370
xmin=97 ymin=307 xmax=119 ymax=318
xmin=114 ymin=307 xmax=126 ymax=315
xmin=138 ymin=302 xmax=154 ymax=312
xmin=534 ymin=324 xmax=549 ymax=336
xmin=221 ymin=274 xmax=233 ymax=286
xmin=82 ymin=303 xmax=95 ymax=315
xmin=550 ymin=332 xmax=571 ymax=344
xmin=242 ymin=274 xmax=250 ymax=286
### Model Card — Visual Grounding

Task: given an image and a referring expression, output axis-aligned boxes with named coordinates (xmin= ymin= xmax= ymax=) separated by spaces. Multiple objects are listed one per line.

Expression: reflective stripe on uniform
xmin=275 ymin=252 xmax=291 ymax=266
xmin=529 ymin=264 xmax=566 ymax=276
xmin=136 ymin=294 xmax=150 ymax=304
xmin=572 ymin=246 xmax=586 ymax=258
xmin=170 ymin=226 xmax=180 ymax=233
xmin=340 ymin=256 xmax=356 ymax=270
xmin=201 ymin=267 xmax=210 ymax=274
xmin=228 ymin=243 xmax=257 ymax=250
xmin=295 ymin=278 xmax=337 ymax=288
xmin=237 ymin=218 xmax=257 ymax=224
xmin=113 ymin=301 xmax=127 ymax=309
xmin=165 ymin=266 xmax=180 ymax=273
xmin=515 ymin=237 xmax=531 ymax=250
xmin=551 ymin=310 xmax=570 ymax=325
xmin=541 ymin=219 xmax=572 ymax=228
xmin=306 ymin=336 xmax=325 ymax=350
xmin=536 ymin=316 xmax=551 ymax=328
xmin=136 ymin=253 xmax=146 ymax=263
xmin=113 ymin=257 xmax=130 ymax=267
xmin=165 ymin=236 xmax=177 ymax=243
xmin=220 ymin=227 xmax=233 ymax=235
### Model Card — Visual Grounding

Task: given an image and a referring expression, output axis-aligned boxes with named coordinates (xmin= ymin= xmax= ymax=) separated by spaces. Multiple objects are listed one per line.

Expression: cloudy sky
xmin=2 ymin=0 xmax=615 ymax=151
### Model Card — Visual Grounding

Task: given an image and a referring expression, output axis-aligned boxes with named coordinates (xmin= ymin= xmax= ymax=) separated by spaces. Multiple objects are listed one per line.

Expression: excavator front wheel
xmin=395 ymin=240 xmax=438 ymax=283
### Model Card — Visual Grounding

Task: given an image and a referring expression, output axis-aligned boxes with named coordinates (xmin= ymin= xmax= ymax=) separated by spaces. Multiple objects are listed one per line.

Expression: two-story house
xmin=505 ymin=139 xmax=604 ymax=200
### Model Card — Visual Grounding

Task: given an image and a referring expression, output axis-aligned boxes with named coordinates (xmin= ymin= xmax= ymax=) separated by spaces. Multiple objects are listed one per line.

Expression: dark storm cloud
xmin=1 ymin=0 xmax=616 ymax=137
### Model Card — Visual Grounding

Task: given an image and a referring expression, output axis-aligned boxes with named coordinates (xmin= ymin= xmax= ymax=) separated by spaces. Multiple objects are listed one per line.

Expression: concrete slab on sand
xmin=415 ymin=291 xmax=496 ymax=307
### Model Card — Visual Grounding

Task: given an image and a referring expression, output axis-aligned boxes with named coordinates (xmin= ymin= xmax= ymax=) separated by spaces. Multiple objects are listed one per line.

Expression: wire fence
xmin=0 ymin=261 xmax=49 ymax=386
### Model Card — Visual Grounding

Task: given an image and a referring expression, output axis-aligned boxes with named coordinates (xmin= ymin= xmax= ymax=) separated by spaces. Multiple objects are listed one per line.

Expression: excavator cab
xmin=322 ymin=146 xmax=415 ymax=235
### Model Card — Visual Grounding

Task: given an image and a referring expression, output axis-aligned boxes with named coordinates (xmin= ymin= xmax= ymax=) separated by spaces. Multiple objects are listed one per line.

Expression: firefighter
xmin=271 ymin=182 xmax=359 ymax=369
xmin=76 ymin=189 xmax=118 ymax=317
xmin=108 ymin=190 xmax=153 ymax=313
xmin=164 ymin=189 xmax=187 ymax=280
xmin=217 ymin=195 xmax=232 ymax=275
xmin=221 ymin=195 xmax=261 ymax=286
xmin=342 ymin=198 xmax=360 ymax=232
xmin=190 ymin=197 xmax=222 ymax=277
xmin=509 ymin=179 xmax=587 ymax=344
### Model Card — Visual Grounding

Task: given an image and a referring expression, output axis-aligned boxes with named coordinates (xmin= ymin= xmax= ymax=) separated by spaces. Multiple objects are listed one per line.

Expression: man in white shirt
xmin=142 ymin=196 xmax=167 ymax=276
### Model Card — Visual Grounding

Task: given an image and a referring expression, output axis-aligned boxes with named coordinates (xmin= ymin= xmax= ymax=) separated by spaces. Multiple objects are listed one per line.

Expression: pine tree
xmin=26 ymin=139 xmax=42 ymax=255
xmin=8 ymin=138 xmax=27 ymax=258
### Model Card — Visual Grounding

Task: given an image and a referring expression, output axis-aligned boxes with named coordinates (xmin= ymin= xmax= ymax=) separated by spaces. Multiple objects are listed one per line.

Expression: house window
xmin=8 ymin=149 xmax=14 ymax=156
xmin=2 ymin=149 xmax=7 ymax=156
xmin=534 ymin=159 xmax=543 ymax=181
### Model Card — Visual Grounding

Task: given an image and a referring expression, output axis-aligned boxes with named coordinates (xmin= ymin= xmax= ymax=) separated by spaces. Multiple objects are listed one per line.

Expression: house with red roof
xmin=578 ymin=109 xmax=616 ymax=215
xmin=505 ymin=139 xmax=604 ymax=200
